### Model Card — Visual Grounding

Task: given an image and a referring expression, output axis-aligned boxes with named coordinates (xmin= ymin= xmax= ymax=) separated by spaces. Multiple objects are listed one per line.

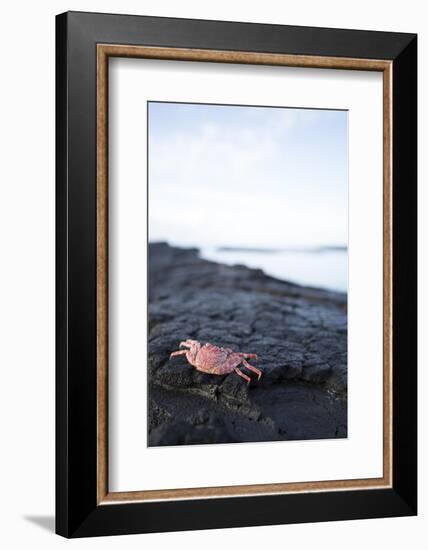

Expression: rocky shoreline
xmin=148 ymin=242 xmax=347 ymax=446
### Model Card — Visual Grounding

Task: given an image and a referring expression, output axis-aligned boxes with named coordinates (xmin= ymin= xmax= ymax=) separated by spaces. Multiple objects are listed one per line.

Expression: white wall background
xmin=0 ymin=0 xmax=424 ymax=548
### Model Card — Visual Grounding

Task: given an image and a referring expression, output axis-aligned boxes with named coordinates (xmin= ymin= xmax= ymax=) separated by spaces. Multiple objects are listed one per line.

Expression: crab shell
xmin=169 ymin=340 xmax=262 ymax=384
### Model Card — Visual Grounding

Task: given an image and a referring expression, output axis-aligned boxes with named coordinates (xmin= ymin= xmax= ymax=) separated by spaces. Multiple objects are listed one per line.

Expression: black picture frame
xmin=56 ymin=11 xmax=417 ymax=538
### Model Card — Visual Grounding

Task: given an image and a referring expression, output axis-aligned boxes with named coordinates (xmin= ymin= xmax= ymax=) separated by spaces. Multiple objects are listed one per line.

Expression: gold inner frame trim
xmin=96 ymin=44 xmax=393 ymax=505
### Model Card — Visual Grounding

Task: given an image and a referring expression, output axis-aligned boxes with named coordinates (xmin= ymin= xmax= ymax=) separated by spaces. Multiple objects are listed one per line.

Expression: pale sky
xmin=148 ymin=102 xmax=348 ymax=249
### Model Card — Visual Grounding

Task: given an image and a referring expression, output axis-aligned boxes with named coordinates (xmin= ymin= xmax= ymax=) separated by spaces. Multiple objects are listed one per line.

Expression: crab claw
xmin=180 ymin=339 xmax=198 ymax=349
xmin=179 ymin=341 xmax=190 ymax=349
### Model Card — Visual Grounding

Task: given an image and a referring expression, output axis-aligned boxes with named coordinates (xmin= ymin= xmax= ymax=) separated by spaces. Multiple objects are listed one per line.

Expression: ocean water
xmin=200 ymin=247 xmax=347 ymax=294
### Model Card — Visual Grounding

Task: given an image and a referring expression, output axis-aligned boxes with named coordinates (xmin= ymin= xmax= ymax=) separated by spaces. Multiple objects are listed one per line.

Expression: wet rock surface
xmin=148 ymin=243 xmax=347 ymax=446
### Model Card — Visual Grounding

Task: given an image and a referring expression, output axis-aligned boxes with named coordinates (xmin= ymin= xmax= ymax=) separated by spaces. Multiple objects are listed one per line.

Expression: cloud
xmin=148 ymin=104 xmax=347 ymax=248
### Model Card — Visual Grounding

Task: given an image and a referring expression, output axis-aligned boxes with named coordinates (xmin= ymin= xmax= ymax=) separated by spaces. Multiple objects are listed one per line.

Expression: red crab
xmin=170 ymin=339 xmax=262 ymax=384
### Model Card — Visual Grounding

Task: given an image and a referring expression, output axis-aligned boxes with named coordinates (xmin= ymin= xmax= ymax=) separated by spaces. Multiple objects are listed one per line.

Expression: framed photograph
xmin=56 ymin=11 xmax=417 ymax=537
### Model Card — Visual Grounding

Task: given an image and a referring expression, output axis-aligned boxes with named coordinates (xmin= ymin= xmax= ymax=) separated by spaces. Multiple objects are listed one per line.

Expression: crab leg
xmin=234 ymin=367 xmax=251 ymax=385
xmin=170 ymin=350 xmax=187 ymax=358
xmin=242 ymin=359 xmax=262 ymax=380
xmin=241 ymin=353 xmax=258 ymax=361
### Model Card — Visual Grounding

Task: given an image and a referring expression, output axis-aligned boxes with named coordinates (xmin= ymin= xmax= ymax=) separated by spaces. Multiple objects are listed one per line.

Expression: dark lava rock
xmin=301 ymin=353 xmax=332 ymax=383
xmin=148 ymin=243 xmax=347 ymax=446
xmin=150 ymin=417 xmax=235 ymax=446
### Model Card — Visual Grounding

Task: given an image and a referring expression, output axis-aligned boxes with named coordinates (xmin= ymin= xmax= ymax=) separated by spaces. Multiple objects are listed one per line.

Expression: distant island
xmin=217 ymin=245 xmax=348 ymax=254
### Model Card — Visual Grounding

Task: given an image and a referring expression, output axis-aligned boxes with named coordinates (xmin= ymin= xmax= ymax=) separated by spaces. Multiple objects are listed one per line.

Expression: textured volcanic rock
xmin=148 ymin=243 xmax=347 ymax=446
